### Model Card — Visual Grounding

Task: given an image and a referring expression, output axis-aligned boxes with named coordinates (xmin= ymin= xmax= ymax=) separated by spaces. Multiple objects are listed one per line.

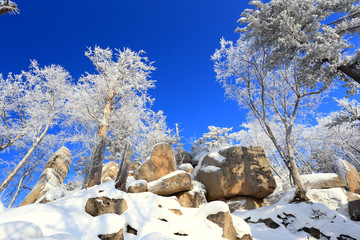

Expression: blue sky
xmin=1 ymin=0 xmax=252 ymax=147
xmin=0 ymin=0 xmax=352 ymax=149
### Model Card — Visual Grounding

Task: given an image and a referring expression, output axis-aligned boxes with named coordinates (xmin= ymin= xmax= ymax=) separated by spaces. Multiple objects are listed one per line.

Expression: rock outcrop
xmin=148 ymin=170 xmax=192 ymax=196
xmin=101 ymin=161 xmax=120 ymax=183
xmin=19 ymin=147 xmax=72 ymax=206
xmin=133 ymin=143 xmax=176 ymax=182
xmin=195 ymin=146 xmax=276 ymax=201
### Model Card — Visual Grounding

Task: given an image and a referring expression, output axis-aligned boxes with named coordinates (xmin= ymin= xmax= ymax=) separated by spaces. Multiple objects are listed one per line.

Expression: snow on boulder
xmin=133 ymin=143 xmax=176 ymax=182
xmin=148 ymin=170 xmax=192 ymax=196
xmin=194 ymin=146 xmax=276 ymax=201
xmin=300 ymin=173 xmax=346 ymax=190
xmin=101 ymin=161 xmax=120 ymax=183
xmin=19 ymin=146 xmax=72 ymax=206
xmin=0 ymin=221 xmax=43 ymax=239
xmin=337 ymin=159 xmax=360 ymax=194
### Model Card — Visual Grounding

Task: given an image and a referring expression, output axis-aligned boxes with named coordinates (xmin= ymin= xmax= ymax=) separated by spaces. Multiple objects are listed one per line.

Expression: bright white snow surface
xmin=0 ymin=181 xmax=247 ymax=240
xmin=2 ymin=180 xmax=360 ymax=240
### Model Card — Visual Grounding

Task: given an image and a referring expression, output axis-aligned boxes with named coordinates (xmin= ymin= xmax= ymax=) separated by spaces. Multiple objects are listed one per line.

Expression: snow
xmin=193 ymin=146 xmax=231 ymax=176
xmin=147 ymin=170 xmax=190 ymax=190
xmin=199 ymin=165 xmax=221 ymax=173
xmin=306 ymin=188 xmax=349 ymax=213
xmin=207 ymin=151 xmax=227 ymax=163
xmin=300 ymin=173 xmax=343 ymax=189
xmin=2 ymin=179 xmax=360 ymax=240
xmin=234 ymin=201 xmax=360 ymax=240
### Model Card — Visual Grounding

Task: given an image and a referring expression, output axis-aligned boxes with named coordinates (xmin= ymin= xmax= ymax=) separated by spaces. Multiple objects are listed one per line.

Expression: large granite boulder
xmin=19 ymin=147 xmax=72 ymax=206
xmin=148 ymin=170 xmax=192 ymax=196
xmin=133 ymin=143 xmax=176 ymax=182
xmin=338 ymin=160 xmax=360 ymax=194
xmin=194 ymin=146 xmax=276 ymax=201
xmin=101 ymin=161 xmax=120 ymax=183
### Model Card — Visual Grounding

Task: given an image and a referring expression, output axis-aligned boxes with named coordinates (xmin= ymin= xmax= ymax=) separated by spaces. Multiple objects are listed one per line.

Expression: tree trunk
xmin=8 ymin=173 xmax=25 ymax=208
xmin=115 ymin=146 xmax=133 ymax=191
xmin=286 ymin=144 xmax=309 ymax=201
xmin=87 ymin=90 xmax=114 ymax=188
xmin=0 ymin=114 xmax=55 ymax=194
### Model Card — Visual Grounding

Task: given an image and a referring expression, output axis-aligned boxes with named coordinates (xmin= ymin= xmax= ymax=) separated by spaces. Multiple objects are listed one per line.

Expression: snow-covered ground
xmin=0 ymin=181 xmax=360 ymax=240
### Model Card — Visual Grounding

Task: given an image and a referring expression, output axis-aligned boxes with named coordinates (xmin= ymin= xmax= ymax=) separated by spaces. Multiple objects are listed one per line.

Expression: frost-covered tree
xmin=305 ymin=99 xmax=360 ymax=172
xmin=190 ymin=126 xmax=238 ymax=157
xmin=0 ymin=61 xmax=72 ymax=193
xmin=0 ymin=0 xmax=18 ymax=15
xmin=69 ymin=46 xmax=155 ymax=188
xmin=131 ymin=110 xmax=175 ymax=162
xmin=212 ymin=37 xmax=329 ymax=200
xmin=238 ymin=0 xmax=360 ymax=93
xmin=328 ymin=98 xmax=360 ymax=127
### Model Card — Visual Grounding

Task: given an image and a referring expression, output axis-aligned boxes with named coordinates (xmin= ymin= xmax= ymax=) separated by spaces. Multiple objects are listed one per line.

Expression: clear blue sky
xmin=0 ymin=0 xmax=351 ymax=149
xmin=1 ymin=0 xmax=251 ymax=147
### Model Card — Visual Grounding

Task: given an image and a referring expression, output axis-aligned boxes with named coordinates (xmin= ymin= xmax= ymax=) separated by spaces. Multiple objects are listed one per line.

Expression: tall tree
xmin=70 ymin=47 xmax=155 ymax=188
xmin=212 ymin=38 xmax=328 ymax=200
xmin=238 ymin=0 xmax=360 ymax=92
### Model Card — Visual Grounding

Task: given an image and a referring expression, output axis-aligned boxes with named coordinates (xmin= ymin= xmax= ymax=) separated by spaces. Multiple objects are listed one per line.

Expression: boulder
xmin=126 ymin=180 xmax=148 ymax=193
xmin=176 ymin=181 xmax=207 ymax=208
xmin=19 ymin=147 xmax=72 ymax=206
xmin=300 ymin=173 xmax=346 ymax=190
xmin=227 ymin=196 xmax=265 ymax=213
xmin=338 ymin=160 xmax=360 ymax=194
xmin=133 ymin=143 xmax=176 ymax=182
xmin=148 ymin=170 xmax=192 ymax=196
xmin=101 ymin=161 xmax=119 ymax=183
xmin=207 ymin=211 xmax=237 ymax=240
xmin=346 ymin=191 xmax=360 ymax=221
xmin=195 ymin=146 xmax=276 ymax=201
xmin=177 ymin=163 xmax=194 ymax=174
xmin=85 ymin=197 xmax=128 ymax=216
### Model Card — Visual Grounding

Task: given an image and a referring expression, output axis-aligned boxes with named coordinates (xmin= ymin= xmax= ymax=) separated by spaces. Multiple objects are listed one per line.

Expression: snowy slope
xmin=1 ymin=181 xmax=360 ymax=240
